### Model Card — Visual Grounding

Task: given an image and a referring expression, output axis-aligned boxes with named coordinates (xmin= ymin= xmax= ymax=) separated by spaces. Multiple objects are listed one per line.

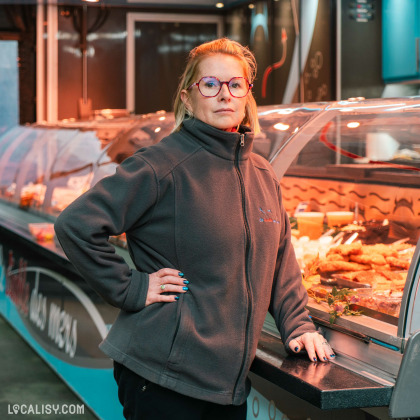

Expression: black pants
xmin=113 ymin=361 xmax=247 ymax=420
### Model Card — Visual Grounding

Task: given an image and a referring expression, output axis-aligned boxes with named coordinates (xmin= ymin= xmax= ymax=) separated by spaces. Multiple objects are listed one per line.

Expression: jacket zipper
xmin=233 ymin=133 xmax=252 ymax=401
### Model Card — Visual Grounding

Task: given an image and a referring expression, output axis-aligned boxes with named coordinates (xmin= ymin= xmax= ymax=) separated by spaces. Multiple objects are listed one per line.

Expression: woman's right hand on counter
xmin=289 ymin=332 xmax=335 ymax=362
xmin=146 ymin=268 xmax=189 ymax=306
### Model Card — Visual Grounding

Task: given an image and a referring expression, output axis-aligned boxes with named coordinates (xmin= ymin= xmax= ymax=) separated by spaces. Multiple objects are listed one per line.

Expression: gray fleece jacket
xmin=54 ymin=117 xmax=316 ymax=406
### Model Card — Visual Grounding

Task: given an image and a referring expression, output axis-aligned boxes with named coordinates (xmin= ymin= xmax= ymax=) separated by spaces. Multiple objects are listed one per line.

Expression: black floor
xmin=0 ymin=316 xmax=98 ymax=419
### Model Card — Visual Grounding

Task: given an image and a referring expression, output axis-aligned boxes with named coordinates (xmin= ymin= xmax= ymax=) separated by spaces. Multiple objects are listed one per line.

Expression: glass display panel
xmin=276 ymin=101 xmax=420 ymax=326
xmin=0 ymin=115 xmax=177 ymax=217
xmin=254 ymin=103 xmax=323 ymax=162
xmin=0 ymin=127 xmax=47 ymax=205
xmin=0 ymin=127 xmax=30 ymax=193
xmin=44 ymin=130 xmax=106 ymax=215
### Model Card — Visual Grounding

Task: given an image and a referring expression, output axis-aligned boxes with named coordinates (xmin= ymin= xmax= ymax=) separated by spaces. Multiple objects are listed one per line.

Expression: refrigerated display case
xmin=0 ymin=112 xmax=174 ymax=420
xmin=1 ymin=97 xmax=420 ymax=419
xmin=254 ymin=97 xmax=420 ymax=419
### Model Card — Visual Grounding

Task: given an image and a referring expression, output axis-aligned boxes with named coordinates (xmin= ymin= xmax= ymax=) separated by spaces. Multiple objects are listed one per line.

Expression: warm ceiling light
xmin=347 ymin=121 xmax=360 ymax=128
xmin=215 ymin=2 xmax=224 ymax=8
xmin=273 ymin=122 xmax=290 ymax=131
xmin=248 ymin=3 xmax=255 ymax=9
xmin=83 ymin=0 xmax=100 ymax=2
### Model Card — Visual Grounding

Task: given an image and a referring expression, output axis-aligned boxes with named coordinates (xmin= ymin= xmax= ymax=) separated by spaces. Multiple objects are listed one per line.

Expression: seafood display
xmin=299 ymin=232 xmax=414 ymax=322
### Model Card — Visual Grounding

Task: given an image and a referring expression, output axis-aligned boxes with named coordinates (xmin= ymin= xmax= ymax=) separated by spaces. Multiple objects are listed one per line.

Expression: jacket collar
xmin=182 ymin=118 xmax=253 ymax=161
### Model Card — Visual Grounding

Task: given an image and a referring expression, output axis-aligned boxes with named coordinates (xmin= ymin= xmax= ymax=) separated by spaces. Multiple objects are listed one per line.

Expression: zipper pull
xmin=240 ymin=134 xmax=245 ymax=147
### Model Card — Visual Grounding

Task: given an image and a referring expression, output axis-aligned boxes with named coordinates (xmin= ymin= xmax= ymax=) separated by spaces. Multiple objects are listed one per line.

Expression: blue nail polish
xmin=294 ymin=347 xmax=299 ymax=352
xmin=178 ymin=272 xmax=184 ymax=277
xmin=323 ymin=357 xmax=327 ymax=361
xmin=174 ymin=296 xmax=179 ymax=300
xmin=183 ymin=280 xmax=189 ymax=284
xmin=330 ymin=354 xmax=335 ymax=358
xmin=182 ymin=286 xmax=189 ymax=291
xmin=313 ymin=357 xmax=317 ymax=362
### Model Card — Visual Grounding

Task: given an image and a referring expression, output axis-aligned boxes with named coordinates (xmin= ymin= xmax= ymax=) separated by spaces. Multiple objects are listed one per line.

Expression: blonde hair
xmin=173 ymin=38 xmax=260 ymax=134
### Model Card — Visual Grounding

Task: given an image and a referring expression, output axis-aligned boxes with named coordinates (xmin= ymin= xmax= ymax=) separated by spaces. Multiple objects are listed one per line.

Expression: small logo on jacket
xmin=259 ymin=207 xmax=280 ymax=223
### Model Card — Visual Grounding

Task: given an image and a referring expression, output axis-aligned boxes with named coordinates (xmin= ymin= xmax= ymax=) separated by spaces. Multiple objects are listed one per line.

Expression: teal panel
xmin=382 ymin=0 xmax=420 ymax=82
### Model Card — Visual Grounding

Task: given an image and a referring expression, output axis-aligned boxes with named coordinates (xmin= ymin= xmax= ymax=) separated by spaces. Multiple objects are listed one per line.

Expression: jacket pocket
xmin=166 ymin=295 xmax=191 ymax=368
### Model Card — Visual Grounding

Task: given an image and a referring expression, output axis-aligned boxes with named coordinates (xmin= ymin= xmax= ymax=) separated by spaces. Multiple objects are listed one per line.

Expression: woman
xmin=54 ymin=38 xmax=334 ymax=420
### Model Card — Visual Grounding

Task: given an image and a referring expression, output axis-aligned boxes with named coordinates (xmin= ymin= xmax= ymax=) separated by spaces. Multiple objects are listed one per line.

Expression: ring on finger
xmin=160 ymin=284 xmax=166 ymax=291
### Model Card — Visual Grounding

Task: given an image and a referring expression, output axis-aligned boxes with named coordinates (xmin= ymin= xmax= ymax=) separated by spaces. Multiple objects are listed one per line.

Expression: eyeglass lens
xmin=198 ymin=77 xmax=249 ymax=98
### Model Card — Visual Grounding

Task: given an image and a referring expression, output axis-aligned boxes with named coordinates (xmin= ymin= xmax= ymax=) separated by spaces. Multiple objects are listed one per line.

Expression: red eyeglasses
xmin=188 ymin=76 xmax=253 ymax=98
